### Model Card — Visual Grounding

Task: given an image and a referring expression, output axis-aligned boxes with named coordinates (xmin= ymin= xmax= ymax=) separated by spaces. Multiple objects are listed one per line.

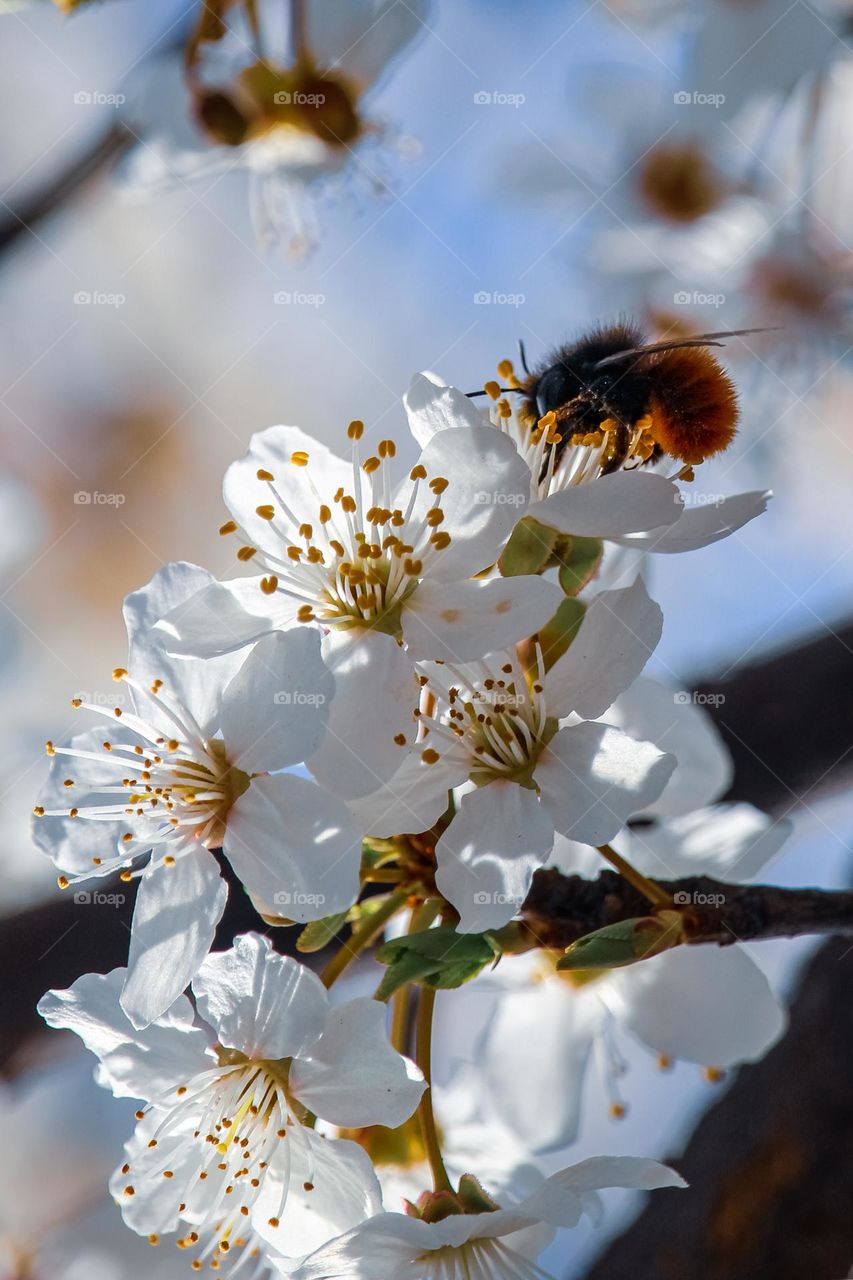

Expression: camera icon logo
xmin=673 ymin=91 xmax=691 ymax=105
xmin=273 ymin=891 xmax=292 ymax=906
xmin=672 ymin=891 xmax=691 ymax=905
xmin=473 ymin=891 xmax=492 ymax=905
xmin=473 ymin=91 xmax=492 ymax=105
xmin=73 ymin=890 xmax=92 ymax=904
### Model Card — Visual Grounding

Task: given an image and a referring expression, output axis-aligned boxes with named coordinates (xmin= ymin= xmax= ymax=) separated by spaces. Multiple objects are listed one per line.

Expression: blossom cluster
xmin=35 ymin=365 xmax=783 ymax=1278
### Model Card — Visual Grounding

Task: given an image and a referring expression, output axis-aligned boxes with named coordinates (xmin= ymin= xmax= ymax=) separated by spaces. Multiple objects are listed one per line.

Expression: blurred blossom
xmin=122 ymin=0 xmax=429 ymax=254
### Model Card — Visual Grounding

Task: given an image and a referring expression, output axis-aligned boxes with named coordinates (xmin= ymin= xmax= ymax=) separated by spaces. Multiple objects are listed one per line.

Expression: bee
xmin=474 ymin=322 xmax=764 ymax=473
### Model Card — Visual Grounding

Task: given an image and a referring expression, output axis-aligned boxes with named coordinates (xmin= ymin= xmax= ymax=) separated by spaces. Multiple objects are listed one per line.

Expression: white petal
xmin=155 ymin=575 xmax=297 ymax=657
xmin=435 ymin=782 xmax=554 ymax=932
xmin=37 ymin=969 xmax=210 ymax=1100
xmin=611 ymin=491 xmax=771 ymax=554
xmin=305 ymin=0 xmax=428 ymax=94
xmin=519 ymin=1157 xmax=686 ymax=1227
xmin=120 ymin=847 xmax=227 ymax=1029
xmin=543 ymin=578 xmax=662 ymax=721
xmin=307 ymin=631 xmax=418 ymax=799
xmin=192 ymin=932 xmax=329 ymax=1059
xmin=350 ymin=751 xmax=464 ymax=838
xmin=254 ymin=1132 xmax=384 ymax=1261
xmin=224 ymin=773 xmax=363 ymax=921
xmin=482 ymin=976 xmax=603 ymax=1151
xmin=410 ymin=425 xmax=530 ymax=582
xmin=529 ymin=472 xmax=682 ymax=537
xmin=291 ymin=998 xmax=425 ymax=1128
xmin=610 ymin=945 xmax=787 ymax=1066
xmin=403 ymin=576 xmax=563 ymax=662
xmin=621 ymin=804 xmax=791 ymax=882
xmin=288 ymin=1213 xmax=433 ymax=1280
xmin=602 ymin=675 xmax=732 ymax=817
xmin=124 ymin=562 xmax=246 ymax=732
xmin=536 ymin=723 xmax=675 ymax=846
xmin=224 ymin=425 xmax=350 ymax=558
xmin=219 ymin=629 xmax=333 ymax=772
xmin=404 ymin=372 xmax=486 ymax=448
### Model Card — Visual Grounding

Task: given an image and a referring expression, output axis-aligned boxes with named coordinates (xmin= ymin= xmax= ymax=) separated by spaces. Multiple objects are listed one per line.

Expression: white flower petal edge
xmin=39 ymin=935 xmax=423 ymax=1260
xmin=610 ymin=490 xmax=771 ymax=553
xmin=287 ymin=1157 xmax=685 ymax=1279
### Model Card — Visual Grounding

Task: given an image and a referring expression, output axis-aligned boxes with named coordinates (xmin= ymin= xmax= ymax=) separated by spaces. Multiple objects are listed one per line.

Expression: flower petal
xmin=404 ymin=372 xmax=486 ymax=449
xmin=219 ymin=629 xmax=333 ymax=772
xmin=287 ymin=1211 xmax=433 ymax=1280
xmin=124 ymin=562 xmax=245 ymax=733
xmin=410 ymin=425 xmax=530 ymax=582
xmin=224 ymin=425 xmax=350 ymax=559
xmin=291 ymin=998 xmax=425 ymax=1128
xmin=601 ymin=675 xmax=732 ymax=817
xmin=621 ymin=804 xmax=791 ymax=882
xmin=482 ymin=972 xmax=603 ymax=1152
xmin=305 ymin=0 xmax=428 ymax=95
xmin=350 ymin=751 xmax=464 ymax=838
xmin=403 ymin=575 xmax=563 ymax=662
xmin=120 ymin=846 xmax=227 ymax=1030
xmin=307 ymin=631 xmax=418 ymax=799
xmin=543 ymin=578 xmax=662 ymax=721
xmin=156 ymin=575 xmax=297 ymax=658
xmin=37 ymin=969 xmax=210 ymax=1100
xmin=435 ymin=782 xmax=555 ymax=932
xmin=192 ymin=932 xmax=329 ymax=1060
xmin=224 ymin=773 xmax=363 ymax=921
xmin=609 ymin=944 xmax=786 ymax=1066
xmin=254 ymin=1131 xmax=384 ymax=1261
xmin=536 ymin=723 xmax=675 ymax=846
xmin=610 ymin=491 xmax=771 ymax=554
xmin=529 ymin=472 xmax=682 ymax=537
xmin=519 ymin=1157 xmax=686 ymax=1227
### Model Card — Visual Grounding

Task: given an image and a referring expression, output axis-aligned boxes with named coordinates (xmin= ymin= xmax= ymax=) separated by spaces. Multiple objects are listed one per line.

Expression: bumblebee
xmin=475 ymin=322 xmax=760 ymax=472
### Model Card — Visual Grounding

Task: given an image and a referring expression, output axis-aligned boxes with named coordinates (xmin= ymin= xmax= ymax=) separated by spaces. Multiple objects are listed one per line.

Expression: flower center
xmin=221 ymin=421 xmax=453 ymax=636
xmin=37 ymin=672 xmax=251 ymax=885
xmin=124 ymin=1053 xmax=313 ymax=1266
xmin=637 ymin=141 xmax=725 ymax=224
xmin=415 ymin=652 xmax=556 ymax=788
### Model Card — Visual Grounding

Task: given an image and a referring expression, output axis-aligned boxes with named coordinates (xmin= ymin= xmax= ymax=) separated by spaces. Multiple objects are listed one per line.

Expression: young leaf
xmin=296 ymin=912 xmax=350 ymax=953
xmin=556 ymin=535 xmax=603 ymax=597
xmin=375 ymin=928 xmax=499 ymax=1000
xmin=556 ymin=915 xmax=682 ymax=972
xmin=536 ymin=598 xmax=586 ymax=671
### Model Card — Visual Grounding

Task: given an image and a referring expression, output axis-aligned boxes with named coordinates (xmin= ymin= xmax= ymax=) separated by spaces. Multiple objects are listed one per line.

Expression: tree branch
xmin=520 ymin=868 xmax=853 ymax=950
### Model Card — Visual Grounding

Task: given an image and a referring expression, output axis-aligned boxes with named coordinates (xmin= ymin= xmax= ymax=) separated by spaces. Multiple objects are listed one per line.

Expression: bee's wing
xmin=593 ymin=328 xmax=779 ymax=369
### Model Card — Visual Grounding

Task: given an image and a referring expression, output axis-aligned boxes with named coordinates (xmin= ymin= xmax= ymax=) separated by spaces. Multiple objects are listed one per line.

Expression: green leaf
xmin=556 ymin=536 xmax=603 ymax=597
xmin=375 ymin=928 xmax=499 ymax=1000
xmin=296 ymin=912 xmax=350 ymax=953
xmin=499 ymin=517 xmax=559 ymax=577
xmin=556 ymin=915 xmax=681 ymax=972
xmin=536 ymin=598 xmax=585 ymax=671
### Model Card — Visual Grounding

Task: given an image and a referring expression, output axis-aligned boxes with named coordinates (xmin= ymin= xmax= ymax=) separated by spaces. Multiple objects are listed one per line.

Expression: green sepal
xmin=296 ymin=912 xmax=350 ymax=953
xmin=536 ymin=597 xmax=586 ymax=671
xmin=556 ymin=535 xmax=603 ymax=597
xmin=556 ymin=915 xmax=681 ymax=971
xmin=499 ymin=517 xmax=560 ymax=577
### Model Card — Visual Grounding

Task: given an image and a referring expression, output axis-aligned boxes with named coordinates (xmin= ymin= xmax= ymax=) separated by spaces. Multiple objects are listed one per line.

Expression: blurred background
xmin=1 ymin=1 xmax=853 ymax=1276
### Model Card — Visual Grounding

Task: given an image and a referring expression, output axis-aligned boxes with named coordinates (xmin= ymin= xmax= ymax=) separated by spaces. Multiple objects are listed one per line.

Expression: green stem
xmin=415 ymin=987 xmax=453 ymax=1194
xmin=597 ymin=842 xmax=673 ymax=910
xmin=319 ymin=887 xmax=411 ymax=989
